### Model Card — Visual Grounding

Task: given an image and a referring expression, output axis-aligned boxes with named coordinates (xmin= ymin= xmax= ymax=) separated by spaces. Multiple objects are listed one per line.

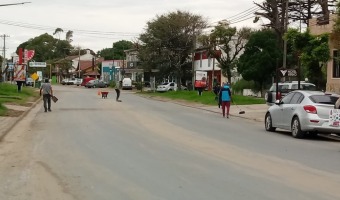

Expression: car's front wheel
xmin=265 ymin=112 xmax=276 ymax=132
xmin=291 ymin=117 xmax=306 ymax=138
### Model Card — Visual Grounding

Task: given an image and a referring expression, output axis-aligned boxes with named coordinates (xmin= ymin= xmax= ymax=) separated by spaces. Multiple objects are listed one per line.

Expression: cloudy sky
xmin=0 ymin=0 xmax=264 ymax=59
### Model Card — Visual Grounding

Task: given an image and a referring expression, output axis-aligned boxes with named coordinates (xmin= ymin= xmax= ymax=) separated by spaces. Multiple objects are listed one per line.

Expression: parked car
xmin=156 ymin=82 xmax=177 ymax=92
xmin=75 ymin=78 xmax=82 ymax=86
xmin=122 ymin=78 xmax=132 ymax=90
xmin=264 ymin=90 xmax=340 ymax=138
xmin=85 ymin=80 xmax=99 ymax=88
xmin=265 ymin=81 xmax=316 ymax=106
xmin=81 ymin=77 xmax=95 ymax=86
xmin=97 ymin=80 xmax=109 ymax=88
xmin=67 ymin=78 xmax=78 ymax=85
xmin=61 ymin=78 xmax=69 ymax=85
xmin=25 ymin=78 xmax=34 ymax=87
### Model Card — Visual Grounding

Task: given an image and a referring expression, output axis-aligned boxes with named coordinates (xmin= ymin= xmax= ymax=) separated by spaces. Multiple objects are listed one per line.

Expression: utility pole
xmin=1 ymin=34 xmax=10 ymax=82
xmin=283 ymin=0 xmax=289 ymax=69
xmin=191 ymin=35 xmax=196 ymax=91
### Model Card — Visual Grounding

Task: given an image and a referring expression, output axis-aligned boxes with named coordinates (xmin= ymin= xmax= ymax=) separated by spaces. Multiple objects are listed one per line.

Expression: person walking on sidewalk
xmin=40 ymin=78 xmax=53 ymax=112
xmin=219 ymin=82 xmax=232 ymax=118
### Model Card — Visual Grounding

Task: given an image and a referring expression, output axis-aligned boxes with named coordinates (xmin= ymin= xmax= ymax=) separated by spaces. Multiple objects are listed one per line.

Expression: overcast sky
xmin=0 ymin=0 xmax=264 ymax=59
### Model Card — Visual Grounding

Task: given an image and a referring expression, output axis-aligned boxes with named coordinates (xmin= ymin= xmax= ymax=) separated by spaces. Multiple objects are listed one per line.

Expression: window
xmin=309 ymin=95 xmax=337 ymax=105
xmin=290 ymin=93 xmax=303 ymax=104
xmin=281 ymin=92 xmax=295 ymax=104
xmin=333 ymin=50 xmax=340 ymax=78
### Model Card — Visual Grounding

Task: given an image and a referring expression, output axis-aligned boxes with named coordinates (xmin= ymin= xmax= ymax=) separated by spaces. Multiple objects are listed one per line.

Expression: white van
xmin=122 ymin=78 xmax=132 ymax=90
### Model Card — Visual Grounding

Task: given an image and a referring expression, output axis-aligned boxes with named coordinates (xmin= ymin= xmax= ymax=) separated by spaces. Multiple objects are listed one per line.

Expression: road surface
xmin=0 ymin=85 xmax=340 ymax=200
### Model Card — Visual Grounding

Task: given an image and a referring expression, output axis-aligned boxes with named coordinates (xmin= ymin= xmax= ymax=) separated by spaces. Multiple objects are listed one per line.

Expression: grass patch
xmin=0 ymin=83 xmax=39 ymax=116
xmin=140 ymin=90 xmax=265 ymax=105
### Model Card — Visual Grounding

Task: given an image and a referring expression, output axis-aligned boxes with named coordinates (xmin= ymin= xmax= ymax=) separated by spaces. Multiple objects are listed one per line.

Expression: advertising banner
xmin=14 ymin=65 xmax=26 ymax=81
xmin=194 ymin=71 xmax=207 ymax=88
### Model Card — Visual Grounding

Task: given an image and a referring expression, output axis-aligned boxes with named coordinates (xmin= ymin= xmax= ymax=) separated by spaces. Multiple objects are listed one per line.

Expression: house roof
xmin=83 ymin=71 xmax=100 ymax=76
xmin=78 ymin=57 xmax=104 ymax=70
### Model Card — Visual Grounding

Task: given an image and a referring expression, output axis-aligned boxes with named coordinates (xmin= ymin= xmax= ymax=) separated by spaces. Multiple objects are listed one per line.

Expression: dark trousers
xmin=221 ymin=101 xmax=231 ymax=117
xmin=115 ymin=89 xmax=120 ymax=101
xmin=43 ymin=94 xmax=51 ymax=111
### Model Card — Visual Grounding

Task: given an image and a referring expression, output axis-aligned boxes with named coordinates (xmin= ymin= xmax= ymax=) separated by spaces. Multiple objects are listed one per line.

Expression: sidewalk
xmin=0 ymin=99 xmax=41 ymax=141
xmin=172 ymin=101 xmax=268 ymax=122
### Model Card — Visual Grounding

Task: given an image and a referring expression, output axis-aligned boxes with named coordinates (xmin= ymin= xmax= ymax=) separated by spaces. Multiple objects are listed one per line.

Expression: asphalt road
xmin=0 ymin=85 xmax=340 ymax=200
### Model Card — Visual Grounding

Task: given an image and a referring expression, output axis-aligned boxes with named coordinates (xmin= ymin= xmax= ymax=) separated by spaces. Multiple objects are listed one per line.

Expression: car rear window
xmin=309 ymin=95 xmax=338 ymax=105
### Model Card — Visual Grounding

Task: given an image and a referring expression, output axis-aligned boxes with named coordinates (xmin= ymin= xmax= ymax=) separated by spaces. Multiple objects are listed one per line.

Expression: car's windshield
xmin=309 ymin=95 xmax=338 ymax=105
xmin=162 ymin=82 xmax=169 ymax=85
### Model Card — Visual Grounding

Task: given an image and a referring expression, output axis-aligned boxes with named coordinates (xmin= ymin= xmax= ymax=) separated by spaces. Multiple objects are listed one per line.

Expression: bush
xmin=109 ymin=81 xmax=116 ymax=88
xmin=232 ymin=79 xmax=256 ymax=94
xmin=135 ymin=82 xmax=143 ymax=90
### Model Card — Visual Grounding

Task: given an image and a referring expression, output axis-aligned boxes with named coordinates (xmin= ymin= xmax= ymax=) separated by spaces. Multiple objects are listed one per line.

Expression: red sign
xmin=24 ymin=49 xmax=35 ymax=63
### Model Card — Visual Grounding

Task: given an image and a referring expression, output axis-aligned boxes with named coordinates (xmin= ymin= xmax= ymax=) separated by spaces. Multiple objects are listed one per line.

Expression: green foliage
xmin=232 ymin=79 xmax=257 ymax=93
xmin=237 ymin=29 xmax=281 ymax=93
xmin=141 ymin=90 xmax=265 ymax=105
xmin=138 ymin=10 xmax=208 ymax=83
xmin=199 ymin=23 xmax=252 ymax=83
xmin=286 ymin=29 xmax=330 ymax=89
xmin=109 ymin=80 xmax=116 ymax=88
xmin=98 ymin=40 xmax=134 ymax=60
xmin=135 ymin=82 xmax=143 ymax=90
xmin=0 ymin=83 xmax=39 ymax=115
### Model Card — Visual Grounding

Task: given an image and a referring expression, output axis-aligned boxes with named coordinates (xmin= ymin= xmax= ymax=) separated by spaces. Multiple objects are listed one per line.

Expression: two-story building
xmin=309 ymin=14 xmax=340 ymax=93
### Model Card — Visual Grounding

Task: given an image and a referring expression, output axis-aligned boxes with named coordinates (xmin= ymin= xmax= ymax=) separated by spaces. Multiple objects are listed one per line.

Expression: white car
xmin=265 ymin=90 xmax=340 ymax=138
xmin=265 ymin=81 xmax=316 ymax=106
xmin=156 ymin=82 xmax=177 ymax=92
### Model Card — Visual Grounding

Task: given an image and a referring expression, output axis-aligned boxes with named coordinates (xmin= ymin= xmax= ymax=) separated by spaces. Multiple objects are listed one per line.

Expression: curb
xmin=139 ymin=94 xmax=264 ymax=122
xmin=0 ymin=96 xmax=42 ymax=141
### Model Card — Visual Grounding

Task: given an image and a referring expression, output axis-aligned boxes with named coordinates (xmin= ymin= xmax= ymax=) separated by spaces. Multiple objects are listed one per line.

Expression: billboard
xmin=14 ymin=65 xmax=26 ymax=81
xmin=194 ymin=71 xmax=207 ymax=88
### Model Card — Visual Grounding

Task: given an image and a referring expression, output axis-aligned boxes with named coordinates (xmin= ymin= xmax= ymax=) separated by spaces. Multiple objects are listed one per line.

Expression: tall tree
xmin=138 ymin=10 xmax=207 ymax=86
xmin=53 ymin=28 xmax=63 ymax=40
xmin=16 ymin=33 xmax=73 ymax=75
xmin=237 ymin=29 xmax=282 ymax=94
xmin=66 ymin=30 xmax=73 ymax=43
xmin=112 ymin=40 xmax=134 ymax=59
xmin=286 ymin=29 xmax=330 ymax=89
xmin=199 ymin=21 xmax=252 ymax=83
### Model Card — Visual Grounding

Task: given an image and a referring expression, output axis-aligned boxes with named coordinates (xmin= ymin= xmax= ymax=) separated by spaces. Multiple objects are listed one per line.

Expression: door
xmin=281 ymin=92 xmax=303 ymax=130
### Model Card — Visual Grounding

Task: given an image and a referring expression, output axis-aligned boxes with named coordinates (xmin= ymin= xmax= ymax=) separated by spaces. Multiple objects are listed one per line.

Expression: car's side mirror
xmin=275 ymin=100 xmax=282 ymax=105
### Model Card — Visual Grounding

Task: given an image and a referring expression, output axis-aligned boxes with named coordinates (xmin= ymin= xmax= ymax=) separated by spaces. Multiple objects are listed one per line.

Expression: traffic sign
xmin=31 ymin=73 xmax=39 ymax=81
xmin=29 ymin=62 xmax=47 ymax=67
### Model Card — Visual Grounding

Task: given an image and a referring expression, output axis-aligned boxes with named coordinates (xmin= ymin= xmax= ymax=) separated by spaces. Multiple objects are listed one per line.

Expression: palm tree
xmin=53 ymin=28 xmax=63 ymax=40
xmin=66 ymin=30 xmax=73 ymax=43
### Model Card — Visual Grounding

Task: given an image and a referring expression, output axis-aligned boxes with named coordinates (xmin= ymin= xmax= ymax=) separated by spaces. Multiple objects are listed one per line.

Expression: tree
xmin=286 ymin=29 xmax=330 ymax=89
xmin=97 ymin=40 xmax=134 ymax=60
xmin=113 ymin=40 xmax=134 ymax=59
xmin=53 ymin=28 xmax=63 ymax=40
xmin=16 ymin=33 xmax=73 ymax=75
xmin=237 ymin=29 xmax=282 ymax=94
xmin=199 ymin=21 xmax=252 ymax=83
xmin=66 ymin=30 xmax=73 ymax=43
xmin=138 ymin=10 xmax=207 ymax=86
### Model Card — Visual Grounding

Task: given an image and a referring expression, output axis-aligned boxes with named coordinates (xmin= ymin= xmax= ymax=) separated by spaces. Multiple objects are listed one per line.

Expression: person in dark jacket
xmin=219 ymin=82 xmax=232 ymax=118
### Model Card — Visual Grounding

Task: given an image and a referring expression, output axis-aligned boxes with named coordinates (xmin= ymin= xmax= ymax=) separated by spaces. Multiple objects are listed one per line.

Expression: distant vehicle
xmin=61 ymin=78 xmax=69 ymax=85
xmin=97 ymin=80 xmax=109 ymax=88
xmin=122 ymin=78 xmax=132 ymax=90
xmin=67 ymin=78 xmax=78 ymax=85
xmin=265 ymin=81 xmax=316 ymax=106
xmin=156 ymin=82 xmax=177 ymax=92
xmin=85 ymin=80 xmax=99 ymax=88
xmin=25 ymin=78 xmax=34 ymax=87
xmin=265 ymin=90 xmax=340 ymax=138
xmin=75 ymin=78 xmax=82 ymax=86
xmin=81 ymin=77 xmax=95 ymax=86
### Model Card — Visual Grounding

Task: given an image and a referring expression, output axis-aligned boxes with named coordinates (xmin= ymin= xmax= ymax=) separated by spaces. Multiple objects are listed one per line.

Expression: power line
xmin=0 ymin=19 xmax=140 ymax=37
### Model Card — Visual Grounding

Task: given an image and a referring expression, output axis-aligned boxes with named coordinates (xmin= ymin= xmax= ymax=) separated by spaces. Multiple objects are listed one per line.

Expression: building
xmin=309 ymin=14 xmax=340 ymax=93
